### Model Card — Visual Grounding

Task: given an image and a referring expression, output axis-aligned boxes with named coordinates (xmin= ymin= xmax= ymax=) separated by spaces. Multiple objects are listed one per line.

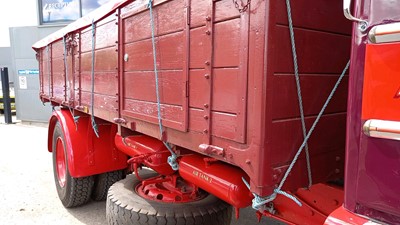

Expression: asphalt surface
xmin=0 ymin=115 xmax=282 ymax=225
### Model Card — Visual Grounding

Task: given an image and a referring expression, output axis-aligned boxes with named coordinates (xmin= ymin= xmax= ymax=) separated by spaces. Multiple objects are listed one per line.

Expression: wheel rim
xmin=56 ymin=137 xmax=67 ymax=188
xmin=136 ymin=175 xmax=207 ymax=203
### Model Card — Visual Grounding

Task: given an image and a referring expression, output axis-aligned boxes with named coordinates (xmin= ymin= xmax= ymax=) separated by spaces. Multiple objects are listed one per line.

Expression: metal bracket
xmin=199 ymin=144 xmax=225 ymax=157
xmin=343 ymin=0 xmax=368 ymax=32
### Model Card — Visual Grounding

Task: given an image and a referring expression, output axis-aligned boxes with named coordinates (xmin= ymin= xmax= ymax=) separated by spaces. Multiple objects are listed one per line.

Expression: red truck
xmin=32 ymin=0 xmax=400 ymax=224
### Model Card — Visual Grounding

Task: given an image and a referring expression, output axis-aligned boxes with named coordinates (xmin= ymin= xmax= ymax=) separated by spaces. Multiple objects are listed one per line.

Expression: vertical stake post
xmin=1 ymin=67 xmax=12 ymax=124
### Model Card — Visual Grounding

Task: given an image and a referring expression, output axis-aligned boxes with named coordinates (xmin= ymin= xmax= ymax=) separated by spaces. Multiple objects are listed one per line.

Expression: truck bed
xmin=34 ymin=0 xmax=351 ymax=196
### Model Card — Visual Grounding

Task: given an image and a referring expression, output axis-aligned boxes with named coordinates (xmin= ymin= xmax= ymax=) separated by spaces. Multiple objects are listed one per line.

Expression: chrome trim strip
xmin=363 ymin=119 xmax=400 ymax=141
xmin=369 ymin=22 xmax=400 ymax=43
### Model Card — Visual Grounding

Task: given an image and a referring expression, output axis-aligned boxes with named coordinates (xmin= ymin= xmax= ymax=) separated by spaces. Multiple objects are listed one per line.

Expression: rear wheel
xmin=52 ymin=122 xmax=94 ymax=208
xmin=106 ymin=172 xmax=232 ymax=225
xmin=92 ymin=170 xmax=126 ymax=201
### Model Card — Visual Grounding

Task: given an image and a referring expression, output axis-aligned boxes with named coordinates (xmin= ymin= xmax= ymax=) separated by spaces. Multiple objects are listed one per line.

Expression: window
xmin=39 ymin=0 xmax=111 ymax=25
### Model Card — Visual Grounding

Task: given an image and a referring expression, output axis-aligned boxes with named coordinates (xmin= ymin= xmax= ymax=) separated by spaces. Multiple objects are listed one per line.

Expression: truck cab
xmin=326 ymin=1 xmax=400 ymax=224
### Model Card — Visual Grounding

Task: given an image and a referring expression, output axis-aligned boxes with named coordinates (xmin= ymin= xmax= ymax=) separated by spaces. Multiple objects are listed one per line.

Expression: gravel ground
xmin=0 ymin=115 xmax=282 ymax=225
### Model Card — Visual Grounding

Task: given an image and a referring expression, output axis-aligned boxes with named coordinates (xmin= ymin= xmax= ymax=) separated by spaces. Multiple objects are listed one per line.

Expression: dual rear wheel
xmin=52 ymin=122 xmax=125 ymax=207
xmin=52 ymin=122 xmax=232 ymax=224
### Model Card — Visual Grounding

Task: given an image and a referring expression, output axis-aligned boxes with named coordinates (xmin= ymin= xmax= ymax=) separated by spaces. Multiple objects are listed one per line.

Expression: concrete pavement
xmin=0 ymin=116 xmax=282 ymax=225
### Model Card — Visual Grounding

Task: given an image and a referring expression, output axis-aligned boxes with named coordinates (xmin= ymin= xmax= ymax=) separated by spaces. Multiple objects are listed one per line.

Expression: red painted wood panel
xmin=122 ymin=99 xmax=185 ymax=130
xmin=81 ymin=92 xmax=119 ymax=120
xmin=189 ymin=68 xmax=239 ymax=114
xmin=51 ymin=40 xmax=63 ymax=57
xmin=124 ymin=71 xmax=183 ymax=105
xmin=190 ymin=0 xmax=207 ymax=28
xmin=81 ymin=72 xmax=118 ymax=96
xmin=123 ymin=0 xmax=184 ymax=44
xmin=189 ymin=109 xmax=239 ymax=141
xmin=269 ymin=113 xmax=346 ymax=166
xmin=275 ymin=0 xmax=351 ymax=35
xmin=271 ymin=75 xmax=348 ymax=120
xmin=124 ymin=31 xmax=183 ymax=71
xmin=213 ymin=18 xmax=241 ymax=67
xmin=212 ymin=68 xmax=239 ymax=113
xmin=52 ymin=57 xmax=65 ymax=101
xmin=189 ymin=69 xmax=207 ymax=108
xmin=211 ymin=111 xmax=239 ymax=141
xmin=80 ymin=19 xmax=118 ymax=53
xmin=81 ymin=47 xmax=118 ymax=72
xmin=52 ymin=57 xmax=64 ymax=75
xmin=42 ymin=56 xmax=51 ymax=96
xmin=189 ymin=27 xmax=206 ymax=69
xmin=215 ymin=0 xmax=240 ymax=22
xmin=188 ymin=108 xmax=207 ymax=132
xmin=274 ymin=25 xmax=351 ymax=74
xmin=190 ymin=0 xmax=240 ymax=28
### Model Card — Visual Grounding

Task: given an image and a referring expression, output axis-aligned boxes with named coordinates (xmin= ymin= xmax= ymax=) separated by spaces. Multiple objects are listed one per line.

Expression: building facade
xmin=6 ymin=0 xmax=110 ymax=122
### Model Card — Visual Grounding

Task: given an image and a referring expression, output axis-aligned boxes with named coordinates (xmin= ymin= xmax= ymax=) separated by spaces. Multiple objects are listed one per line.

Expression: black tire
xmin=52 ymin=122 xmax=95 ymax=208
xmin=106 ymin=172 xmax=232 ymax=225
xmin=92 ymin=170 xmax=126 ymax=201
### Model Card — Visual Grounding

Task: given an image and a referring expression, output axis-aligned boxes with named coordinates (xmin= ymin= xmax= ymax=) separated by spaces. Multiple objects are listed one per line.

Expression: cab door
xmin=344 ymin=0 xmax=400 ymax=224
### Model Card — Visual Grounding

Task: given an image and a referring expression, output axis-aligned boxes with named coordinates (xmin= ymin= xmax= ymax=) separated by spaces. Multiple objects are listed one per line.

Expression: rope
xmin=148 ymin=0 xmax=163 ymax=139
xmin=148 ymin=0 xmax=178 ymax=169
xmin=250 ymin=60 xmax=350 ymax=209
xmin=91 ymin=20 xmax=100 ymax=138
xmin=285 ymin=0 xmax=312 ymax=187
xmin=280 ymin=61 xmax=350 ymax=207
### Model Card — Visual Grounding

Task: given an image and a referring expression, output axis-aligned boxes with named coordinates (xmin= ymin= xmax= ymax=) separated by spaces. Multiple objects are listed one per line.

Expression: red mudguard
xmin=47 ymin=109 xmax=127 ymax=177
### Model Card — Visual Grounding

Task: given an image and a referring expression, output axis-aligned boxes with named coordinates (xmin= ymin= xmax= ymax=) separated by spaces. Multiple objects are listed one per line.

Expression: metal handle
xmin=369 ymin=22 xmax=400 ymax=43
xmin=343 ymin=0 xmax=368 ymax=31
xmin=363 ymin=119 xmax=400 ymax=141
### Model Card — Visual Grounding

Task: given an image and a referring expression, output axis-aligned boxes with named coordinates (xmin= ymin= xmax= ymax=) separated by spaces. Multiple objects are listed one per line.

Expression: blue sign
xmin=18 ymin=69 xmax=39 ymax=75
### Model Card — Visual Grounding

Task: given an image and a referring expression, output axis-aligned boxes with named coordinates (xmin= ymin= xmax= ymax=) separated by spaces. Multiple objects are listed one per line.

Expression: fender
xmin=48 ymin=109 xmax=127 ymax=177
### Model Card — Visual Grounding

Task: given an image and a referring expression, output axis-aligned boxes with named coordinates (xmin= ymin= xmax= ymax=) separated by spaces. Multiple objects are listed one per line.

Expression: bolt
xmin=336 ymin=156 xmax=341 ymax=162
xmin=245 ymin=159 xmax=251 ymax=164
xmin=206 ymin=16 xmax=211 ymax=21
xmin=203 ymin=115 xmax=208 ymax=120
xmin=204 ymin=74 xmax=210 ymax=79
xmin=203 ymin=129 xmax=208 ymax=134
xmin=335 ymin=169 xmax=340 ymax=174
xmin=205 ymin=61 xmax=210 ymax=66
xmin=204 ymin=104 xmax=209 ymax=108
xmin=205 ymin=30 xmax=211 ymax=35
